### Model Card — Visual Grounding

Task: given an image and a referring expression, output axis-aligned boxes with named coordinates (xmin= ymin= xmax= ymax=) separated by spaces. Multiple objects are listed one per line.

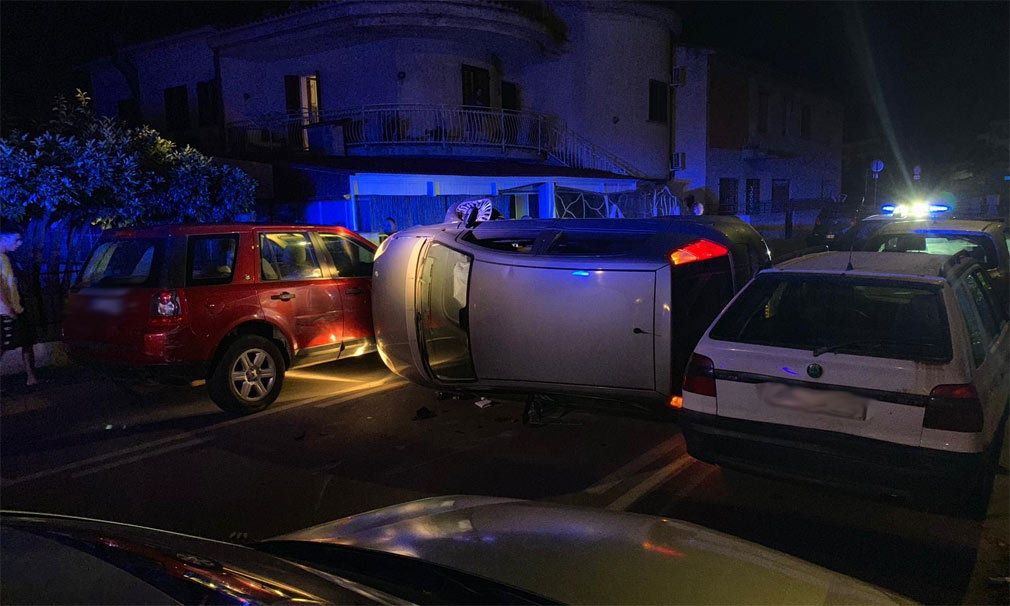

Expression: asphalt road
xmin=1 ymin=355 xmax=1006 ymax=605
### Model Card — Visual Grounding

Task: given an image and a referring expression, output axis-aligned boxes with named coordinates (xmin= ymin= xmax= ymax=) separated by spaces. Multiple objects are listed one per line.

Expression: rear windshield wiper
xmin=812 ymin=338 xmax=937 ymax=357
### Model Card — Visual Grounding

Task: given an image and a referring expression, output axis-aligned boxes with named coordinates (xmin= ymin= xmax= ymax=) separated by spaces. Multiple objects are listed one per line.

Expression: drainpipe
xmin=213 ymin=46 xmax=226 ymax=153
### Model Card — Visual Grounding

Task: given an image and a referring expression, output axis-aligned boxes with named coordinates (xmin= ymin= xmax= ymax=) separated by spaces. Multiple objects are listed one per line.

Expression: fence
xmin=227 ymin=104 xmax=641 ymax=177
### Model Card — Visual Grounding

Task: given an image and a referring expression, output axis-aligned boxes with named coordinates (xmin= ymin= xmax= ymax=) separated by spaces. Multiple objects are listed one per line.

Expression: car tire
xmin=208 ymin=335 xmax=285 ymax=414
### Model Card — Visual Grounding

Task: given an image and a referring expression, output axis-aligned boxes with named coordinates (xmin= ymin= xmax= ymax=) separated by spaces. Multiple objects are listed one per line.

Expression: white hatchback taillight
xmin=923 ymin=384 xmax=983 ymax=433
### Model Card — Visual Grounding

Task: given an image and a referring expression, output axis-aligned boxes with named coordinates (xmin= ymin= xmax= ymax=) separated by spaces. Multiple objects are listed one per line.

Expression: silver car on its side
xmin=371 ymin=214 xmax=770 ymax=416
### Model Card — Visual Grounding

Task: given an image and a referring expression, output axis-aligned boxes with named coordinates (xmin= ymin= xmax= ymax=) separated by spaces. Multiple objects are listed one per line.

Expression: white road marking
xmin=670 ymin=463 xmax=719 ymax=499
xmin=71 ymin=438 xmax=212 ymax=478
xmin=585 ymin=435 xmax=684 ymax=494
xmin=313 ymin=379 xmax=404 ymax=408
xmin=2 ymin=378 xmax=405 ymax=487
xmin=605 ymin=454 xmax=696 ymax=511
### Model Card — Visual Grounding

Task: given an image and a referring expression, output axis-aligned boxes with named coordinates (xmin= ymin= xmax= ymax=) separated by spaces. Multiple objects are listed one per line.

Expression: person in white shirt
xmin=0 ymin=225 xmax=38 ymax=386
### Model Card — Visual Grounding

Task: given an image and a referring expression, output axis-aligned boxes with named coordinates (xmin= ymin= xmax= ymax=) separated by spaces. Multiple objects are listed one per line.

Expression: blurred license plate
xmin=756 ymin=383 xmax=867 ymax=420
xmin=826 ymin=234 xmax=835 ymax=239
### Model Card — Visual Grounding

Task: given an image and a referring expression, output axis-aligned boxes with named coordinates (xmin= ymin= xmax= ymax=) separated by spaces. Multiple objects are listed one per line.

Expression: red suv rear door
xmin=256 ymin=231 xmax=342 ymax=363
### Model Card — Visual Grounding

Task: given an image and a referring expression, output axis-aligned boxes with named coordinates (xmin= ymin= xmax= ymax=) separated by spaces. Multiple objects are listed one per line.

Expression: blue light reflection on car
xmin=781 ymin=366 xmax=800 ymax=376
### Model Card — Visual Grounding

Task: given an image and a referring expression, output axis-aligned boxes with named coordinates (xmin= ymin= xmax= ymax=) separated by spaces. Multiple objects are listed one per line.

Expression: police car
xmin=679 ymin=250 xmax=1008 ymax=517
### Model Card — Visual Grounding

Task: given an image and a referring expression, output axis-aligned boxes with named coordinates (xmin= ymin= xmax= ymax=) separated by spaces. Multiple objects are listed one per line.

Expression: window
xmin=718 ymin=178 xmax=739 ymax=213
xmin=963 ymin=271 xmax=1001 ymax=342
xmin=163 ymin=85 xmax=189 ymax=132
xmin=196 ymin=80 xmax=220 ymax=127
xmin=781 ymin=96 xmax=792 ymax=136
xmin=501 ymin=81 xmax=519 ymax=111
xmin=118 ymin=99 xmax=141 ymax=126
xmin=709 ymin=274 xmax=952 ymax=362
xmin=79 ymin=239 xmax=162 ymax=288
xmin=648 ymin=79 xmax=668 ymax=123
xmin=188 ymin=235 xmax=238 ymax=285
xmin=546 ymin=232 xmax=649 ymax=255
xmin=800 ymin=104 xmax=812 ymax=139
xmin=772 ymin=179 xmax=790 ymax=205
xmin=259 ymin=233 xmax=322 ymax=281
xmin=461 ymin=65 xmax=490 ymax=107
xmin=757 ymin=90 xmax=769 ymax=134
xmin=319 ymin=234 xmax=374 ymax=278
xmin=745 ymin=179 xmax=761 ymax=214
xmin=866 ymin=232 xmax=999 ymax=269
xmin=955 ymin=283 xmax=987 ymax=367
xmin=462 ymin=231 xmax=538 ymax=253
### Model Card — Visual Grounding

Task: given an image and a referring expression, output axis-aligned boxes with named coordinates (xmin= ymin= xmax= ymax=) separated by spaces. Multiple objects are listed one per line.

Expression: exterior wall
xmin=87 ymin=63 xmax=132 ymax=119
xmin=522 ymin=4 xmax=675 ymax=179
xmin=702 ymin=54 xmax=843 ymax=209
xmin=672 ymin=46 xmax=712 ymax=192
xmin=131 ymin=33 xmax=216 ymax=137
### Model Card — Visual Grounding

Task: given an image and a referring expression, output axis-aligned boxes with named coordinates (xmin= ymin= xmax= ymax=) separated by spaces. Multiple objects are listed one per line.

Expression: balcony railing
xmin=226 ymin=104 xmax=641 ymax=177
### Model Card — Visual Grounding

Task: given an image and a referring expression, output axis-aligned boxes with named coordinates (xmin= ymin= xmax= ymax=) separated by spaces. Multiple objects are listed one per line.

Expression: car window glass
xmin=963 ymin=271 xmax=1000 ymax=343
xmin=188 ymin=235 xmax=238 ymax=285
xmin=259 ymin=233 xmax=322 ymax=281
xmin=319 ymin=233 xmax=374 ymax=277
xmin=545 ymin=232 xmax=647 ymax=255
xmin=954 ymin=283 xmax=987 ymax=367
xmin=461 ymin=231 xmax=539 ymax=253
xmin=79 ymin=239 xmax=161 ymax=287
xmin=867 ymin=232 xmax=998 ymax=269
xmin=709 ymin=274 xmax=952 ymax=362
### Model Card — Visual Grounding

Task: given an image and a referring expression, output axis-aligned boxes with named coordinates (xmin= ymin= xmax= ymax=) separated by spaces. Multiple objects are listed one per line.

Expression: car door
xmin=257 ymin=231 xmax=342 ymax=361
xmin=182 ymin=232 xmax=262 ymax=361
xmin=315 ymin=231 xmax=376 ymax=357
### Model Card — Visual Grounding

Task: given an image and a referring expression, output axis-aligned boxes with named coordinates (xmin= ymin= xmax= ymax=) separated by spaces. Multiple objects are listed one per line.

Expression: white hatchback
xmin=680 ymin=251 xmax=1009 ymax=517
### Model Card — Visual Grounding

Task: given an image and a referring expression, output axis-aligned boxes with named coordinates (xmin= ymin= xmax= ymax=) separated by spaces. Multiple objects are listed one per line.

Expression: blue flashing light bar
xmin=571 ymin=271 xmax=590 ymax=277
xmin=881 ymin=204 xmax=896 ymax=214
xmin=928 ymin=204 xmax=951 ymax=213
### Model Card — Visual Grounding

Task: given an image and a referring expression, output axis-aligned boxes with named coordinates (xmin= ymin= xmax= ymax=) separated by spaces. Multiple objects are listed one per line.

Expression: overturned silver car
xmin=371 ymin=210 xmax=770 ymax=416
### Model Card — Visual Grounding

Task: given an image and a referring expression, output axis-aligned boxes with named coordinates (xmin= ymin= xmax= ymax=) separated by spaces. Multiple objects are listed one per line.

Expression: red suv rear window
xmin=79 ymin=239 xmax=163 ymax=288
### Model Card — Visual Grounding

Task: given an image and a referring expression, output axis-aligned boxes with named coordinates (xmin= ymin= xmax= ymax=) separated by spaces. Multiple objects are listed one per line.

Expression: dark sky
xmin=3 ymin=1 xmax=1007 ymax=166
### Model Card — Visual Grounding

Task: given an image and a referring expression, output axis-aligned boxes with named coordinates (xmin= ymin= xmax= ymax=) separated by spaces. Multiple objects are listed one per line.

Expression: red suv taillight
xmin=683 ymin=353 xmax=717 ymax=397
xmin=150 ymin=289 xmax=186 ymax=326
xmin=923 ymin=384 xmax=983 ymax=432
xmin=669 ymin=239 xmax=729 ymax=266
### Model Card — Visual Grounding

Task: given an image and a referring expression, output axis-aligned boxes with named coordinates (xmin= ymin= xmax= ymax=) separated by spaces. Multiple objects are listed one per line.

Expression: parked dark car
xmin=1 ymin=498 xmax=909 ymax=605
xmin=63 ymin=223 xmax=377 ymax=413
xmin=808 ymin=202 xmax=877 ymax=248
xmin=860 ymin=218 xmax=1010 ymax=310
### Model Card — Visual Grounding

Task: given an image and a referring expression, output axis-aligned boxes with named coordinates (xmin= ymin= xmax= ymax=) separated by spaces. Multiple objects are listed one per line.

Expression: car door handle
xmin=271 ymin=292 xmax=296 ymax=301
xmin=345 ymin=288 xmax=364 ymax=295
xmin=633 ymin=327 xmax=652 ymax=335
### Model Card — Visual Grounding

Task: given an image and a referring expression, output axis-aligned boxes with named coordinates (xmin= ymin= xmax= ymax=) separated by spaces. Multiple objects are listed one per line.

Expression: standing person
xmin=0 ymin=225 xmax=38 ymax=386
xmin=379 ymin=217 xmax=397 ymax=243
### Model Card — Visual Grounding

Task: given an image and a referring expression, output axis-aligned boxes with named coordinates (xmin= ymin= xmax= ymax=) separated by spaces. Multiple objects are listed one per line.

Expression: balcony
xmin=227 ymin=104 xmax=641 ymax=177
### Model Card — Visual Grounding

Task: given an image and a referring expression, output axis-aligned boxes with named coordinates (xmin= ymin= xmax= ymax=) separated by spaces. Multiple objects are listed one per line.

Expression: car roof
xmin=868 ymin=218 xmax=1005 ymax=236
xmin=769 ymin=251 xmax=951 ymax=282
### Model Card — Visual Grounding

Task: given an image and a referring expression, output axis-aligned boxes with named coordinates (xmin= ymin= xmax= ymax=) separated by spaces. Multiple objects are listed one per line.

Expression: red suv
xmin=64 ymin=224 xmax=377 ymax=413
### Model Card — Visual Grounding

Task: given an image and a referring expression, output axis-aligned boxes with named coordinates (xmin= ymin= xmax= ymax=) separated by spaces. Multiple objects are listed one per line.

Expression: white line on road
xmin=71 ymin=438 xmax=212 ymax=478
xmin=314 ymin=380 xmax=404 ymax=408
xmin=605 ymin=453 xmax=696 ymax=511
xmin=2 ymin=378 xmax=405 ymax=488
xmin=585 ymin=434 xmax=685 ymax=495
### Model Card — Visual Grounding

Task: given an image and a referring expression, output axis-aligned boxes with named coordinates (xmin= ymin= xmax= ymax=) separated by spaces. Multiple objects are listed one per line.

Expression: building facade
xmin=83 ymin=1 xmax=684 ymax=233
xmin=672 ymin=46 xmax=843 ymax=215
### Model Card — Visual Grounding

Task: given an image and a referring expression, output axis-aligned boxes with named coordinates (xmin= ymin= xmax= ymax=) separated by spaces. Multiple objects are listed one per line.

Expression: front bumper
xmin=679 ymin=409 xmax=985 ymax=499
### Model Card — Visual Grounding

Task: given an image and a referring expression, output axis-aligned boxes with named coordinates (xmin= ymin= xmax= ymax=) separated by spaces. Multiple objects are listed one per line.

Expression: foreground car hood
xmin=275 ymin=496 xmax=910 ymax=605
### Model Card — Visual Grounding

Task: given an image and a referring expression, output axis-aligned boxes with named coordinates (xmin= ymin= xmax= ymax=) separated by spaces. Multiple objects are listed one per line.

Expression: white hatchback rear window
xmin=709 ymin=274 xmax=952 ymax=362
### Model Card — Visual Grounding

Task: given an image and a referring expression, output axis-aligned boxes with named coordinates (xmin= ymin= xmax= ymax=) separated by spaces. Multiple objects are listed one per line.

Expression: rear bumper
xmin=679 ymin=409 xmax=986 ymax=498
xmin=66 ymin=339 xmax=207 ymax=382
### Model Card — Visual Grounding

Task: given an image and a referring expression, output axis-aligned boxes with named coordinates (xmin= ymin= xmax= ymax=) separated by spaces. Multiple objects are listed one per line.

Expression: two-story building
xmin=672 ymin=45 xmax=843 ymax=215
xmin=83 ymin=0 xmax=684 ymax=232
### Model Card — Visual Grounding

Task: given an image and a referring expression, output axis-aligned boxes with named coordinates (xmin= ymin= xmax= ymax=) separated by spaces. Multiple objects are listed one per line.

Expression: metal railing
xmin=227 ymin=104 xmax=641 ymax=177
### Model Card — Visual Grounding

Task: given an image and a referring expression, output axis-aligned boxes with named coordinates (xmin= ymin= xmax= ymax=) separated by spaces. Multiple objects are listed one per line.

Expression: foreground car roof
xmin=772 ymin=251 xmax=950 ymax=281
xmin=869 ymin=219 xmax=1005 ymax=235
xmin=274 ymin=495 xmax=908 ymax=605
